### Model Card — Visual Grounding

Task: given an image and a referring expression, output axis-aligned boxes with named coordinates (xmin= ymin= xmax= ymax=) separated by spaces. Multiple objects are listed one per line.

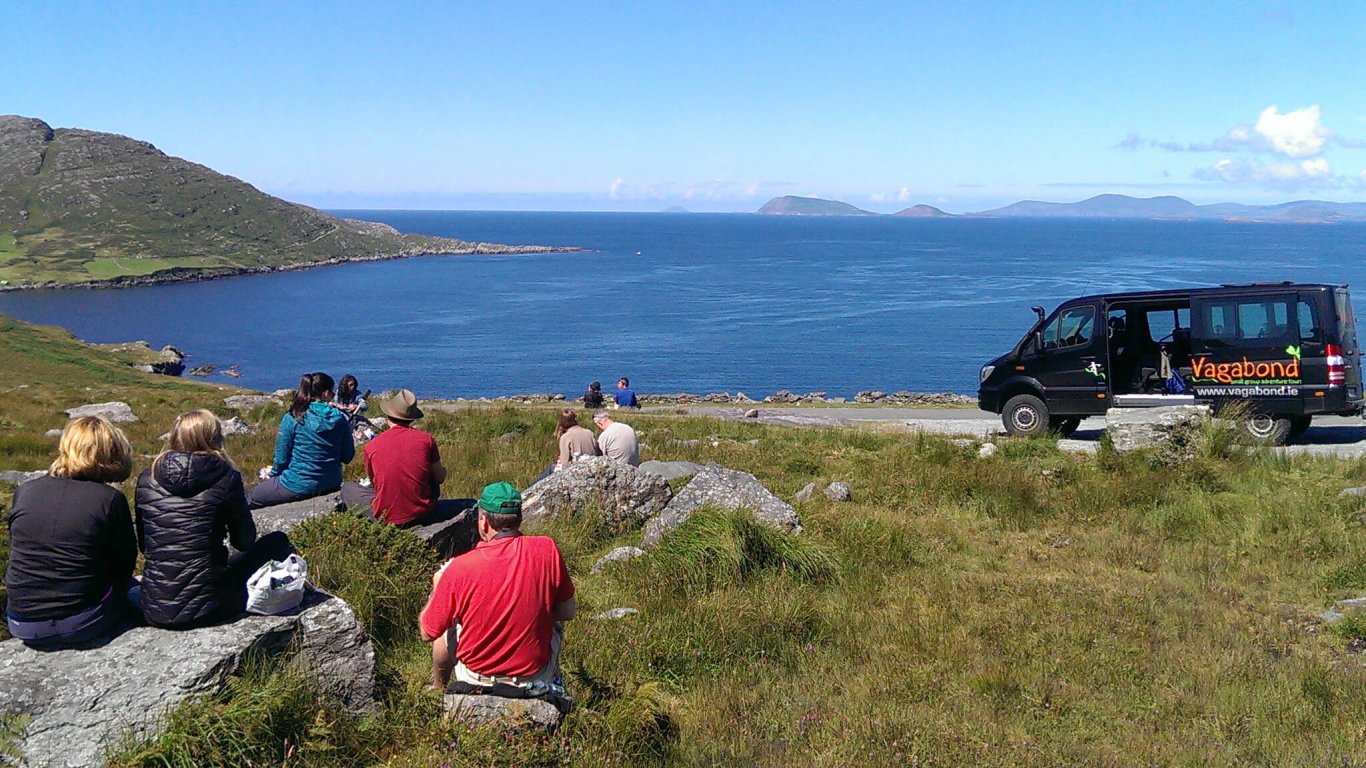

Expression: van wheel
xmin=1003 ymin=394 xmax=1050 ymax=437
xmin=1242 ymin=414 xmax=1293 ymax=446
xmin=1288 ymin=415 xmax=1312 ymax=441
xmin=1049 ymin=416 xmax=1082 ymax=437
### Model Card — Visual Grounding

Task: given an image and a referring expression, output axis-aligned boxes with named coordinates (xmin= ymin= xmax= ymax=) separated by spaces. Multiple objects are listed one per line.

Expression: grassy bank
xmin=3 ymin=317 xmax=1366 ymax=766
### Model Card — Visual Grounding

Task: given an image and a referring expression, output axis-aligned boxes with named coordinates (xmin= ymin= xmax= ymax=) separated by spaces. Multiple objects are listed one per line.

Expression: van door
xmin=1190 ymin=291 xmax=1305 ymax=410
xmin=1031 ymin=302 xmax=1108 ymax=415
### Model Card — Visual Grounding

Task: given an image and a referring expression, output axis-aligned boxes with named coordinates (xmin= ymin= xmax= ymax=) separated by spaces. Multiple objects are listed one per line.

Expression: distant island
xmin=757 ymin=193 xmax=1366 ymax=223
xmin=757 ymin=196 xmax=876 ymax=216
xmin=662 ymin=205 xmax=689 ymax=213
xmin=0 ymin=115 xmax=571 ymax=289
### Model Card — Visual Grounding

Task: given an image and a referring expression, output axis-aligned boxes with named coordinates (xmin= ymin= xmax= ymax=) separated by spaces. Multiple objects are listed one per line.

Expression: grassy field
xmin=2 ymin=315 xmax=1366 ymax=766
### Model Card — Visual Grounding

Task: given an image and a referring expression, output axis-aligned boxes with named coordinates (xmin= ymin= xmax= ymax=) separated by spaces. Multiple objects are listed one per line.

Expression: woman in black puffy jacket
xmin=135 ymin=410 xmax=296 ymax=628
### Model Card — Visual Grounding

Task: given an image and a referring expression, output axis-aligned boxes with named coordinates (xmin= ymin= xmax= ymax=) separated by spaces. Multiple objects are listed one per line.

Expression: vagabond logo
xmin=1189 ymin=349 xmax=1301 ymax=385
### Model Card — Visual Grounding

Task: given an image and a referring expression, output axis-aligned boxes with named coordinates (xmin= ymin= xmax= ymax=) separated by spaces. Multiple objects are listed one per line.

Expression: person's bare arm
xmin=431 ymin=460 xmax=447 ymax=485
xmin=552 ymin=597 xmax=577 ymax=622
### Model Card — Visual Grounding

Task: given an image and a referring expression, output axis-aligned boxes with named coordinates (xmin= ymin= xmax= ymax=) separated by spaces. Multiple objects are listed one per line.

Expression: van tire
xmin=1288 ymin=415 xmax=1312 ymax=441
xmin=1003 ymin=394 xmax=1050 ymax=437
xmin=1242 ymin=414 xmax=1293 ymax=446
xmin=1049 ymin=416 xmax=1082 ymax=437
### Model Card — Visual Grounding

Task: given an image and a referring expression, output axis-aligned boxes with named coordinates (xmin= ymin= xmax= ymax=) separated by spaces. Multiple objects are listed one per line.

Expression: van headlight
xmin=980 ymin=365 xmax=995 ymax=383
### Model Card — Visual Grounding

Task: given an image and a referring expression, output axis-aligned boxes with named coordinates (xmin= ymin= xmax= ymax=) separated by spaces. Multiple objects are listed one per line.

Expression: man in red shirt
xmin=419 ymin=481 xmax=577 ymax=694
xmin=341 ymin=389 xmax=447 ymax=526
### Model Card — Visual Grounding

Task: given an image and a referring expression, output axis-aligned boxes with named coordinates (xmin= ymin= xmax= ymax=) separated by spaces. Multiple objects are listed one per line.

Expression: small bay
xmin=1 ymin=212 xmax=1363 ymax=399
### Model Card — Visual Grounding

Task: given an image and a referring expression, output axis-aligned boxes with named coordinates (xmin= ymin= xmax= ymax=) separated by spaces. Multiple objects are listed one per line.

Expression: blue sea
xmin=1 ymin=212 xmax=1363 ymax=399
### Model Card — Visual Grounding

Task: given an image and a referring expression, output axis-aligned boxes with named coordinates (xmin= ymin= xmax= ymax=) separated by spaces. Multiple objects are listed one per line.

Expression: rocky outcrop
xmin=443 ymin=694 xmax=564 ymax=731
xmin=64 ymin=401 xmax=137 ymax=423
xmin=591 ymin=546 xmax=646 ymax=574
xmin=224 ymin=394 xmax=282 ymax=410
xmin=592 ymin=608 xmax=639 ymax=621
xmin=0 ymin=470 xmax=46 ymax=486
xmin=521 ymin=457 xmax=671 ymax=533
xmin=637 ymin=460 xmax=703 ymax=482
xmin=0 ymin=590 xmax=375 ymax=768
xmin=1106 ymin=406 xmax=1211 ymax=455
xmin=1341 ymin=487 xmax=1366 ymax=499
xmin=641 ymin=463 xmax=802 ymax=548
xmin=220 ymin=416 xmax=253 ymax=436
xmin=823 ymin=482 xmax=851 ymax=502
xmin=253 ymin=492 xmax=478 ymax=559
xmin=854 ymin=390 xmax=975 ymax=406
xmin=252 ymin=492 xmax=346 ymax=534
xmin=794 ymin=482 xmax=816 ymax=503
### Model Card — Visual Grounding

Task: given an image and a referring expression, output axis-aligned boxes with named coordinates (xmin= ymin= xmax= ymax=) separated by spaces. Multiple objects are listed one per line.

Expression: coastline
xmin=0 ymin=242 xmax=587 ymax=292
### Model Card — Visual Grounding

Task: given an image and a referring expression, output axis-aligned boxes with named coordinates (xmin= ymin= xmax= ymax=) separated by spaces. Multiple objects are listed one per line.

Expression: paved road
xmin=665 ymin=405 xmax=1366 ymax=458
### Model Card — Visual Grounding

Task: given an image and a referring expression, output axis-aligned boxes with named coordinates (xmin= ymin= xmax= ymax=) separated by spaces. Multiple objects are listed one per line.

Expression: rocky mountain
xmin=974 ymin=193 xmax=1366 ymax=223
xmin=893 ymin=204 xmax=952 ymax=217
xmin=756 ymin=196 xmax=876 ymax=216
xmin=0 ymin=116 xmax=556 ymax=288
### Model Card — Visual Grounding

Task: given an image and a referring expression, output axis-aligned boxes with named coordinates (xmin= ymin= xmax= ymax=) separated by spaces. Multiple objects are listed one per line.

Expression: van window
xmin=1041 ymin=306 xmax=1094 ymax=350
xmin=1297 ymin=301 xmax=1321 ymax=344
xmin=1146 ymin=307 xmax=1189 ymax=343
xmin=1197 ymin=295 xmax=1294 ymax=344
xmin=1337 ymin=290 xmax=1359 ymax=351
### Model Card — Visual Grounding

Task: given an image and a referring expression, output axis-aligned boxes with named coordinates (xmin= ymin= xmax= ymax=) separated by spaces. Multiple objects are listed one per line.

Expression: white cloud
xmin=1253 ymin=105 xmax=1327 ymax=158
xmin=897 ymin=187 xmax=911 ymax=202
xmin=609 ymin=177 xmax=624 ymax=199
xmin=1195 ymin=156 xmax=1337 ymax=189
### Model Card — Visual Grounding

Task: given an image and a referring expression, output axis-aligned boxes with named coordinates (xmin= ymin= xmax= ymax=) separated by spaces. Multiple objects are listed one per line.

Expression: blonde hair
xmin=50 ymin=415 xmax=134 ymax=483
xmin=156 ymin=409 xmax=233 ymax=471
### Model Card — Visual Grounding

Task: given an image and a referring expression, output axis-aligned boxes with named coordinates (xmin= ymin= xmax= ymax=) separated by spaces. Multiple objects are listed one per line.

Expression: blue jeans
xmin=7 ymin=585 xmax=140 ymax=650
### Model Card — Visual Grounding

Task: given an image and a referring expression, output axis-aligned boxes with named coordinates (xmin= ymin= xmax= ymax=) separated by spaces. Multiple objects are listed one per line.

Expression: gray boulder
xmin=637 ymin=459 xmax=703 ymax=482
xmin=592 ymin=607 xmax=639 ymax=620
xmin=44 ymin=429 xmax=63 ymax=438
xmin=641 ymin=463 xmax=803 ymax=549
xmin=794 ymin=482 xmax=816 ymax=503
xmin=251 ymin=491 xmax=346 ymax=535
xmin=0 ymin=470 xmax=46 ymax=486
xmin=0 ymin=590 xmax=375 ymax=768
xmin=1105 ymin=405 xmax=1212 ymax=455
xmin=443 ymin=694 xmax=563 ymax=731
xmin=1341 ymin=487 xmax=1366 ymax=499
xmin=977 ymin=443 xmax=998 ymax=459
xmin=591 ymin=546 xmax=646 ymax=574
xmin=224 ymin=394 xmax=282 ymax=410
xmin=521 ymin=456 xmax=671 ymax=533
xmin=254 ymin=493 xmax=479 ymax=559
xmin=823 ymin=482 xmax=851 ymax=502
xmin=220 ymin=416 xmax=253 ymax=436
xmin=64 ymin=401 xmax=137 ymax=423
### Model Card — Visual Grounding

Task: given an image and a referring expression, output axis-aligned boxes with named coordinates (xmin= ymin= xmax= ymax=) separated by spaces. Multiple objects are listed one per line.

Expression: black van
xmin=977 ymin=282 xmax=1363 ymax=444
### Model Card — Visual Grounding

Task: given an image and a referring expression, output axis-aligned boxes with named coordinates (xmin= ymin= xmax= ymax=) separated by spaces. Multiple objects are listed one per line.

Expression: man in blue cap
xmin=419 ymin=481 xmax=576 ymax=696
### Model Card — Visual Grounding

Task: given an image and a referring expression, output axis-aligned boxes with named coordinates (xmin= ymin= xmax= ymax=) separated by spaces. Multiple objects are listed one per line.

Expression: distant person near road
xmin=582 ymin=381 xmax=604 ymax=409
xmin=248 ymin=372 xmax=355 ymax=509
xmin=613 ymin=377 xmax=640 ymax=409
xmin=341 ymin=389 xmax=446 ymax=526
xmin=419 ymin=482 xmax=576 ymax=700
xmin=593 ymin=410 xmax=641 ymax=466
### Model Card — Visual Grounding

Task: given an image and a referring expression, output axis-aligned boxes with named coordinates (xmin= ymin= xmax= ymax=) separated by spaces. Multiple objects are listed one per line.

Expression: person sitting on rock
xmin=136 ymin=410 xmax=296 ymax=628
xmin=331 ymin=373 xmax=373 ymax=439
xmin=593 ymin=410 xmax=641 ymax=467
xmin=613 ymin=377 xmax=640 ymax=409
xmin=419 ymin=482 xmax=576 ymax=697
xmin=4 ymin=416 xmax=140 ymax=649
xmin=249 ymin=372 xmax=355 ymax=509
xmin=582 ymin=381 xmax=604 ymax=409
xmin=340 ymin=389 xmax=446 ymax=527
xmin=555 ymin=409 xmax=600 ymax=471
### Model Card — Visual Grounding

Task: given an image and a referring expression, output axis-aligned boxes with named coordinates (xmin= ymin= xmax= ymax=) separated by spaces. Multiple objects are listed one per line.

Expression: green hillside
xmin=0 ymin=116 xmax=553 ymax=287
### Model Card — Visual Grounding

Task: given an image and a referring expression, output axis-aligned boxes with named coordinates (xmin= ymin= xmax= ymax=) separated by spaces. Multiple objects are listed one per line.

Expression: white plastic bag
xmin=245 ymin=554 xmax=308 ymax=615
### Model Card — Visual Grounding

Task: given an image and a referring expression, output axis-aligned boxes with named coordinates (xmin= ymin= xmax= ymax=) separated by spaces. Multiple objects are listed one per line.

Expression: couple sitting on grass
xmin=247 ymin=371 xmax=446 ymax=528
xmin=5 ymin=412 xmax=296 ymax=649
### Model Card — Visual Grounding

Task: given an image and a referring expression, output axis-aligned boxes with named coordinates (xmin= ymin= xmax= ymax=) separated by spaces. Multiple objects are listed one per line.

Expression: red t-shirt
xmin=364 ymin=424 xmax=440 ymax=526
xmin=419 ymin=534 xmax=575 ymax=677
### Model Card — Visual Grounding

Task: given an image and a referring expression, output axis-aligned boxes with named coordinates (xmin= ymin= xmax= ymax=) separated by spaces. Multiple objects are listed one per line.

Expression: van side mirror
xmin=1033 ymin=331 xmax=1046 ymax=354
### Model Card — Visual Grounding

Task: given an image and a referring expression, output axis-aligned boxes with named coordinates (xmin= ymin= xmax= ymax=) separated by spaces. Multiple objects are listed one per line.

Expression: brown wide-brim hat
xmin=381 ymin=389 xmax=424 ymax=421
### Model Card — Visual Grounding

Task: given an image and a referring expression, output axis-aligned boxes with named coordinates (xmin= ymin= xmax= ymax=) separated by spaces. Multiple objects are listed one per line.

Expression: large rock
xmin=0 ymin=590 xmax=375 ymax=768
xmin=637 ymin=459 xmax=704 ymax=481
xmin=1341 ymin=487 xmax=1366 ymax=499
xmin=219 ymin=416 xmax=253 ymax=436
xmin=64 ymin=401 xmax=137 ymax=423
xmin=521 ymin=456 xmax=671 ymax=532
xmin=0 ymin=469 xmax=46 ymax=486
xmin=254 ymin=492 xmax=478 ymax=559
xmin=224 ymin=394 xmax=283 ymax=410
xmin=443 ymin=694 xmax=563 ymax=731
xmin=591 ymin=545 xmax=646 ymax=574
xmin=641 ymin=463 xmax=803 ymax=548
xmin=1105 ymin=405 xmax=1211 ymax=455
xmin=823 ymin=482 xmax=851 ymax=502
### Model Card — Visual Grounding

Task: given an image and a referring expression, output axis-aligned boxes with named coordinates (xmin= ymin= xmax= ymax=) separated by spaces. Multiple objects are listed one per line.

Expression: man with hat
xmin=419 ymin=481 xmax=577 ymax=694
xmin=340 ymin=389 xmax=447 ymax=526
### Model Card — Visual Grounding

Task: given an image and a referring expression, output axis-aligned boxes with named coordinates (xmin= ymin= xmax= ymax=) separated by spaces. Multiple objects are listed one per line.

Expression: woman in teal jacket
xmin=247 ymin=372 xmax=355 ymax=509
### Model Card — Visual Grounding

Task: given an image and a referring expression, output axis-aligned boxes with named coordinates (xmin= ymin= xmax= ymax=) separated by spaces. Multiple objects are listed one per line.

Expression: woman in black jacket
xmin=5 ymin=416 xmax=139 ymax=649
xmin=135 ymin=410 xmax=295 ymax=628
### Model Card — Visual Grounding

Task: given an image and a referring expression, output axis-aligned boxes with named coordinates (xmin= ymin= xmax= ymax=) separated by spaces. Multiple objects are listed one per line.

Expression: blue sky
xmin=5 ymin=1 xmax=1366 ymax=212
